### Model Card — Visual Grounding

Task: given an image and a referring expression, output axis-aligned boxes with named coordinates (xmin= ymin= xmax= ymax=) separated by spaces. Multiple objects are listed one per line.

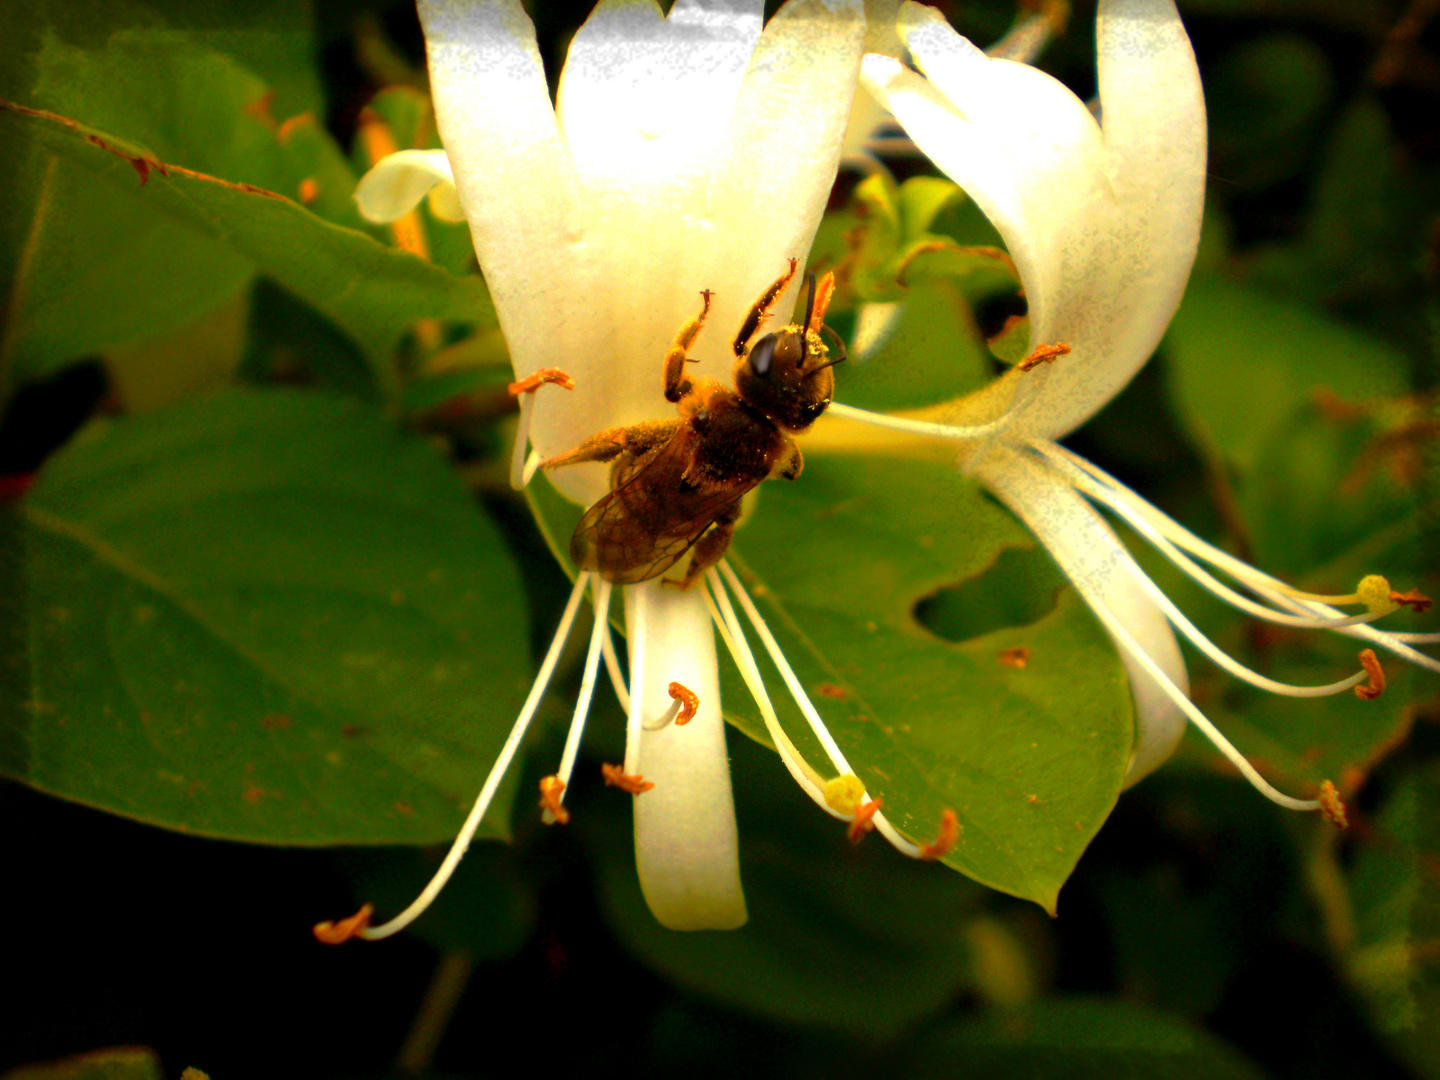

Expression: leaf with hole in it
xmin=719 ymin=454 xmax=1133 ymax=911
xmin=1 ymin=389 xmax=531 ymax=845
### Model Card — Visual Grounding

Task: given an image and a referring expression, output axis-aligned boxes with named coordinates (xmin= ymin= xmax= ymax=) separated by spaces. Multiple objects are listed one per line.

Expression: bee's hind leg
xmin=676 ymin=502 xmax=742 ymax=591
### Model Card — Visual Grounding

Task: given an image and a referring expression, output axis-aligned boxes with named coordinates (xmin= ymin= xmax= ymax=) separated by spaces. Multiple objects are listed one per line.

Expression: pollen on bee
xmin=312 ymin=903 xmax=373 ymax=945
xmin=668 ymin=681 xmax=699 ymax=725
xmin=1318 ymin=780 xmax=1349 ymax=828
xmin=1018 ymin=342 xmax=1072 ymax=371
xmin=1355 ymin=649 xmax=1386 ymax=701
xmin=601 ymin=763 xmax=655 ymax=795
xmin=847 ymin=798 xmax=882 ymax=845
xmin=919 ymin=809 xmax=960 ymax=860
xmin=539 ymin=775 xmax=570 ymax=825
xmin=508 ymin=367 xmax=575 ymax=396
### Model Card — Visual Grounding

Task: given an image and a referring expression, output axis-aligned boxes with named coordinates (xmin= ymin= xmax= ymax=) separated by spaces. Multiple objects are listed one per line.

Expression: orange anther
xmin=601 ymin=763 xmax=654 ymax=795
xmin=1355 ymin=649 xmax=1386 ymax=701
xmin=918 ymin=809 xmax=960 ymax=860
xmin=668 ymin=681 xmax=699 ymax=725
xmin=539 ymin=775 xmax=570 ymax=825
xmin=846 ymin=798 xmax=882 ymax=845
xmin=998 ymin=646 xmax=1030 ymax=669
xmin=1389 ymin=588 xmax=1433 ymax=613
xmin=809 ymin=271 xmax=837 ymax=331
xmin=508 ymin=368 xmax=576 ymax=396
xmin=1318 ymin=780 xmax=1349 ymax=829
xmin=312 ymin=903 xmax=373 ymax=945
xmin=1018 ymin=342 xmax=1072 ymax=371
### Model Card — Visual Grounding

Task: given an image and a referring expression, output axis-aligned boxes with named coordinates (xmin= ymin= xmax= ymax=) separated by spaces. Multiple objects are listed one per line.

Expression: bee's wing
xmin=570 ymin=431 xmax=754 ymax=585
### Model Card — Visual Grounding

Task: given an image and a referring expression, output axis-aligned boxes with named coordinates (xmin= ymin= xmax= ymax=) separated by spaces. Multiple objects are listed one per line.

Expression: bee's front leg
xmin=663 ymin=289 xmax=714 ymax=403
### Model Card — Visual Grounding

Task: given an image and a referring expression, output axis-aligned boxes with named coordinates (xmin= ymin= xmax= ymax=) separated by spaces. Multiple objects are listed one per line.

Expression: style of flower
xmin=831 ymin=0 xmax=1436 ymax=806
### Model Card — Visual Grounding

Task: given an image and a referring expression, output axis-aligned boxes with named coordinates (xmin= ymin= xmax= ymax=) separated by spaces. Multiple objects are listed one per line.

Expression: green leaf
xmin=2 ymin=389 xmax=532 ymax=845
xmin=723 ymin=453 xmax=1134 ymax=911
xmin=588 ymin=729 xmax=988 ymax=1038
xmin=1164 ymin=274 xmax=1411 ymax=473
xmin=887 ymin=998 xmax=1270 ymax=1079
xmin=1 ymin=1048 xmax=164 ymax=1080
xmin=1346 ymin=777 xmax=1417 ymax=1032
xmin=0 ymin=95 xmax=495 ymax=395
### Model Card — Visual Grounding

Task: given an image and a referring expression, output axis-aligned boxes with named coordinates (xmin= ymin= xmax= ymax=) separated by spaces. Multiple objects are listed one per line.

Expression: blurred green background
xmin=1 ymin=0 xmax=1437 ymax=1077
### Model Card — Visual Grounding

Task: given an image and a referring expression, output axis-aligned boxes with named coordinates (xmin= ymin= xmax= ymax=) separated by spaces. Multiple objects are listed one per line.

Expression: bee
xmin=543 ymin=259 xmax=845 ymax=588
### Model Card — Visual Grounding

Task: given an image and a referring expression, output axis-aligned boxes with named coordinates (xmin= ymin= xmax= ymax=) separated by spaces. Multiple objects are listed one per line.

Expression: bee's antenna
xmin=799 ymin=272 xmax=817 ymax=365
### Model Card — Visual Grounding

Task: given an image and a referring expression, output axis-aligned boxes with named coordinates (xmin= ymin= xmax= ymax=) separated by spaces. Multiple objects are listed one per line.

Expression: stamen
xmin=918 ymin=809 xmax=960 ymax=860
xmin=601 ymin=763 xmax=654 ymax=795
xmin=335 ymin=572 xmax=593 ymax=942
xmin=1017 ymin=341 xmax=1071 ymax=371
xmin=1318 ymin=780 xmax=1349 ymax=828
xmin=539 ymin=776 xmax=569 ymax=825
xmin=507 ymin=368 xmax=574 ymax=491
xmin=550 ymin=579 xmax=613 ymax=810
xmin=713 ymin=563 xmax=925 ymax=858
xmin=669 ymin=681 xmax=699 ymax=725
xmin=847 ymin=799 xmax=882 ymax=845
xmin=639 ymin=682 xmax=697 ymax=732
xmin=599 ymin=617 xmax=631 ymax=713
xmin=1355 ymin=649 xmax=1386 ymax=700
xmin=700 ymin=574 xmax=835 ymax=808
xmin=507 ymin=368 xmax=576 ymax=396
xmin=1033 ymin=441 xmax=1440 ymax=674
xmin=313 ymin=904 xmax=373 ymax=945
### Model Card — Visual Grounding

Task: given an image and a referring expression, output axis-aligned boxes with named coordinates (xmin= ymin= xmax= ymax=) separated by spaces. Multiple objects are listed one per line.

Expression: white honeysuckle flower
xmin=325 ymin=0 xmax=889 ymax=939
xmin=829 ymin=0 xmax=1436 ymax=809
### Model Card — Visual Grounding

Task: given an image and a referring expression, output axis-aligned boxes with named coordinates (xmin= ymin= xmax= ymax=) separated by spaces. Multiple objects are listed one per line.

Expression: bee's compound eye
xmin=748 ymin=333 xmax=778 ymax=377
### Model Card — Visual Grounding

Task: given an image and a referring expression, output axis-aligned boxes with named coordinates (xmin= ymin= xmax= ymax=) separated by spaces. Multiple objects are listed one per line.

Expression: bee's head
xmin=734 ymin=272 xmax=844 ymax=432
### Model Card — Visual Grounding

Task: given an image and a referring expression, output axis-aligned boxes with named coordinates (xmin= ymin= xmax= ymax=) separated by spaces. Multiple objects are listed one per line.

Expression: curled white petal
xmin=974 ymin=446 xmax=1188 ymax=783
xmin=868 ymin=0 xmax=1205 ymax=439
xmin=354 ymin=149 xmax=464 ymax=223
xmin=624 ymin=581 xmax=746 ymax=931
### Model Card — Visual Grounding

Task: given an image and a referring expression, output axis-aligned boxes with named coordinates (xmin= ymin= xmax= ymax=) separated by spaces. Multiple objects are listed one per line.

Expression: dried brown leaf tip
xmin=919 ymin=809 xmax=960 ymax=860
xmin=1355 ymin=649 xmax=1386 ymax=701
xmin=313 ymin=903 xmax=373 ymax=945
xmin=1318 ymin=781 xmax=1349 ymax=829
xmin=601 ymin=763 xmax=654 ymax=795
xmin=668 ymin=681 xmax=699 ymax=726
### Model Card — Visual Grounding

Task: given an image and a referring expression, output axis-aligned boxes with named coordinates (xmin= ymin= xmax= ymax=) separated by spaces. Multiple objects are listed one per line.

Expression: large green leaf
xmin=0 ymin=94 xmax=494 ymax=392
xmin=1 ymin=389 xmax=531 ymax=845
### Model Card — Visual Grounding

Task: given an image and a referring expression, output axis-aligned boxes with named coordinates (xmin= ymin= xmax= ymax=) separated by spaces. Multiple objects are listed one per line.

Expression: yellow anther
xmin=539 ymin=775 xmax=570 ymax=825
xmin=824 ymin=774 xmax=867 ymax=816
